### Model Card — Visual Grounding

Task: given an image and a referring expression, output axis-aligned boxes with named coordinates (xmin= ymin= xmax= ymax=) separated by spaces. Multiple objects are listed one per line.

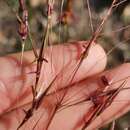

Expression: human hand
xmin=0 ymin=41 xmax=130 ymax=130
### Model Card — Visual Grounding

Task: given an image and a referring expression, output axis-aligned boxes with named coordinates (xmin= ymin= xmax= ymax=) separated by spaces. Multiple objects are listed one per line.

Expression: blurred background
xmin=0 ymin=0 xmax=130 ymax=129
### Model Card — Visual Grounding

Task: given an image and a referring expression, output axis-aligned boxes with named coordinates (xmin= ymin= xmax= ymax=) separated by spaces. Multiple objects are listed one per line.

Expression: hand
xmin=0 ymin=41 xmax=130 ymax=130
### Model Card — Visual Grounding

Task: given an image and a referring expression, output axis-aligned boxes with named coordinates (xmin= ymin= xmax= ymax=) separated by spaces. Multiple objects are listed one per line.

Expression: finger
xmin=1 ymin=63 xmax=129 ymax=130
xmin=86 ymin=63 xmax=130 ymax=130
xmin=10 ymin=41 xmax=107 ymax=88
xmin=0 ymin=41 xmax=106 ymax=114
xmin=37 ymin=41 xmax=107 ymax=94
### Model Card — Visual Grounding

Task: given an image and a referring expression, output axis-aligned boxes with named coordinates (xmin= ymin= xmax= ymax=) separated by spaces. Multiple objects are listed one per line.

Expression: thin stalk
xmin=81 ymin=80 xmax=127 ymax=130
xmin=86 ymin=0 xmax=94 ymax=33
xmin=56 ymin=0 xmax=118 ymax=108
xmin=20 ymin=40 xmax=25 ymax=65
xmin=16 ymin=0 xmax=56 ymax=129
xmin=110 ymin=120 xmax=115 ymax=130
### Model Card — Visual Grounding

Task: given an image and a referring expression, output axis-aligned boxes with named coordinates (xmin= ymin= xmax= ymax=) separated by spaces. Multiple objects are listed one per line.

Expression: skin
xmin=0 ymin=41 xmax=130 ymax=130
